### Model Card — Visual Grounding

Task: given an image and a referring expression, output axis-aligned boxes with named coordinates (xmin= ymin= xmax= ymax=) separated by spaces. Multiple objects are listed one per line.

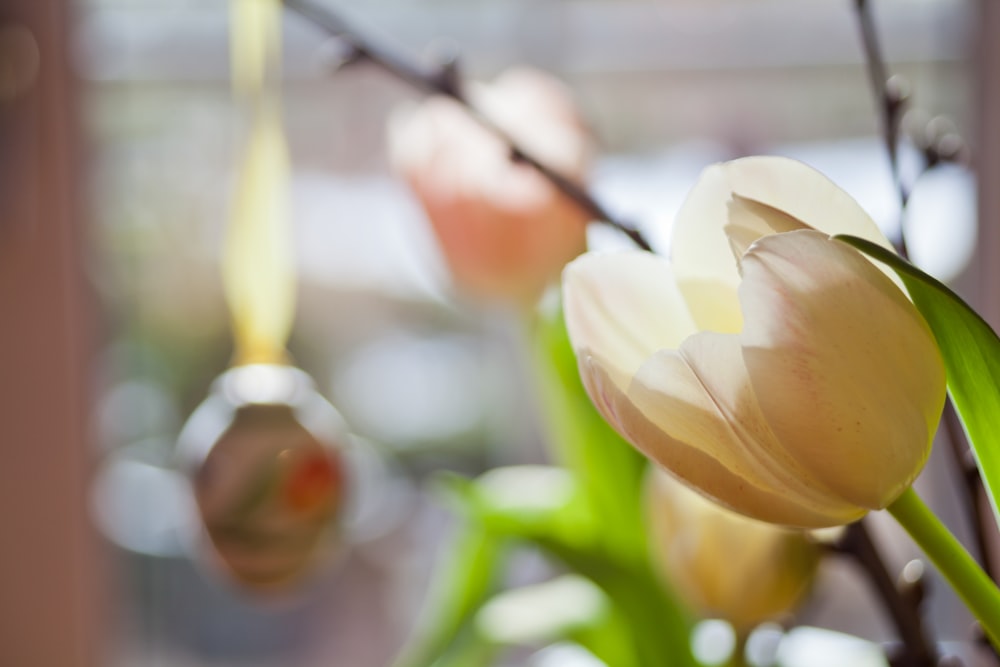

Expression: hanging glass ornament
xmin=174 ymin=0 xmax=354 ymax=592
xmin=177 ymin=363 xmax=349 ymax=591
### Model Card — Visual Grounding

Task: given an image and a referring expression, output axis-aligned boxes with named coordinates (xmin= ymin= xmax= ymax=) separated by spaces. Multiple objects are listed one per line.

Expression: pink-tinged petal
xmin=723 ymin=157 xmax=892 ymax=247
xmin=724 ymin=195 xmax=810 ymax=258
xmin=588 ymin=353 xmax=837 ymax=527
xmin=675 ymin=332 xmax=859 ymax=514
xmin=386 ymin=69 xmax=592 ymax=306
xmin=621 ymin=333 xmax=862 ymax=527
xmin=572 ymin=351 xmax=643 ymax=443
xmin=739 ymin=230 xmax=946 ymax=509
xmin=671 ymin=157 xmax=895 ymax=331
xmin=562 ymin=251 xmax=697 ymax=393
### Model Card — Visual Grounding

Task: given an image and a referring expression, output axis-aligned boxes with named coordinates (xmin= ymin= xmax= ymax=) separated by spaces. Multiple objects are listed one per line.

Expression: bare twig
xmin=282 ymin=0 xmax=654 ymax=252
xmin=853 ymin=0 xmax=996 ymax=586
xmin=854 ymin=0 xmax=910 ymax=217
xmin=833 ymin=521 xmax=938 ymax=667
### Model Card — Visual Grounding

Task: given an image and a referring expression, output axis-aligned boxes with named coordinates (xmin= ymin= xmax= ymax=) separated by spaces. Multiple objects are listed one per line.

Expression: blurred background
xmin=2 ymin=0 xmax=998 ymax=665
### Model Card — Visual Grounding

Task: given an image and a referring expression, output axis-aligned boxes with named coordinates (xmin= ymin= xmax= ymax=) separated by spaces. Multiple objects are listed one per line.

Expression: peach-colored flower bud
xmin=388 ymin=67 xmax=592 ymax=305
xmin=646 ymin=469 xmax=820 ymax=631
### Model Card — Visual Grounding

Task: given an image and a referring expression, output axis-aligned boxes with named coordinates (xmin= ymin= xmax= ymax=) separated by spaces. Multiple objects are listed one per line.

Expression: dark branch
xmin=854 ymin=0 xmax=910 ymax=215
xmin=283 ymin=0 xmax=654 ymax=253
xmin=833 ymin=521 xmax=938 ymax=667
xmin=853 ymin=0 xmax=996 ymax=593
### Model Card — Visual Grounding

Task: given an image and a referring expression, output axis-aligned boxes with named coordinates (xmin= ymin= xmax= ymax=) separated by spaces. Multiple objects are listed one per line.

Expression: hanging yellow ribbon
xmin=229 ymin=0 xmax=280 ymax=96
xmin=224 ymin=0 xmax=295 ymax=366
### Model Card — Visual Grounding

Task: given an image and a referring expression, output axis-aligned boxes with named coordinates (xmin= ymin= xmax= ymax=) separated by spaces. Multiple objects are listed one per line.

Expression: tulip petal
xmin=388 ymin=93 xmax=589 ymax=304
xmin=724 ymin=194 xmax=810 ymax=258
xmin=739 ymin=230 xmax=945 ymax=509
xmin=621 ymin=391 xmax=854 ymax=529
xmin=621 ymin=333 xmax=863 ymax=527
xmin=725 ymin=157 xmax=892 ymax=243
xmin=669 ymin=163 xmax=745 ymax=334
xmin=562 ymin=251 xmax=697 ymax=393
xmin=595 ymin=360 xmax=828 ymax=527
xmin=672 ymin=156 xmax=894 ymax=332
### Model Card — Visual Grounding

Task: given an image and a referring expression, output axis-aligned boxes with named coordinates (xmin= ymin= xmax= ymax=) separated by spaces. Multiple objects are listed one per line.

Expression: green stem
xmin=887 ymin=487 xmax=1000 ymax=649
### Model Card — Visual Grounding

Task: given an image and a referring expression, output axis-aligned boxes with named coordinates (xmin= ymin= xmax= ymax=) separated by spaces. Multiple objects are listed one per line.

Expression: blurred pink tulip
xmin=388 ymin=68 xmax=592 ymax=305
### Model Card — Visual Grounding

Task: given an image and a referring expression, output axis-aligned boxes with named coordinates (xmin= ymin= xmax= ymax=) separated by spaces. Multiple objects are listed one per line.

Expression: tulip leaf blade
xmin=837 ymin=234 xmax=1000 ymax=529
xmin=454 ymin=470 xmax=696 ymax=667
xmin=532 ymin=301 xmax=651 ymax=560
xmin=389 ymin=481 xmax=506 ymax=667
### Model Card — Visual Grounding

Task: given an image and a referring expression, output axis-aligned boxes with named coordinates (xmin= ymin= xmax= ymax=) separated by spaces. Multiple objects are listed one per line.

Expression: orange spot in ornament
xmin=283 ymin=453 xmax=342 ymax=514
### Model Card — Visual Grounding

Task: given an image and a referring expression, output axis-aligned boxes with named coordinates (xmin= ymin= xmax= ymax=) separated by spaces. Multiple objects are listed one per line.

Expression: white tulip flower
xmin=563 ymin=157 xmax=946 ymax=528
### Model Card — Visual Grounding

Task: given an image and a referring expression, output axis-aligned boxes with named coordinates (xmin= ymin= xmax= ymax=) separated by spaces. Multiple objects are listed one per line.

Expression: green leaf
xmin=531 ymin=302 xmax=650 ymax=561
xmin=837 ymin=234 xmax=1000 ymax=528
xmin=390 ymin=510 xmax=506 ymax=667
xmin=428 ymin=633 xmax=499 ymax=667
xmin=455 ymin=470 xmax=697 ymax=667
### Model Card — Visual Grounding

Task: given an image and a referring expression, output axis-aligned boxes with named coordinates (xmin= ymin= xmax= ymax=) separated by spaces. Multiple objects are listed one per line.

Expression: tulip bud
xmin=646 ymin=469 xmax=819 ymax=631
xmin=387 ymin=67 xmax=592 ymax=306
xmin=562 ymin=156 xmax=946 ymax=528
